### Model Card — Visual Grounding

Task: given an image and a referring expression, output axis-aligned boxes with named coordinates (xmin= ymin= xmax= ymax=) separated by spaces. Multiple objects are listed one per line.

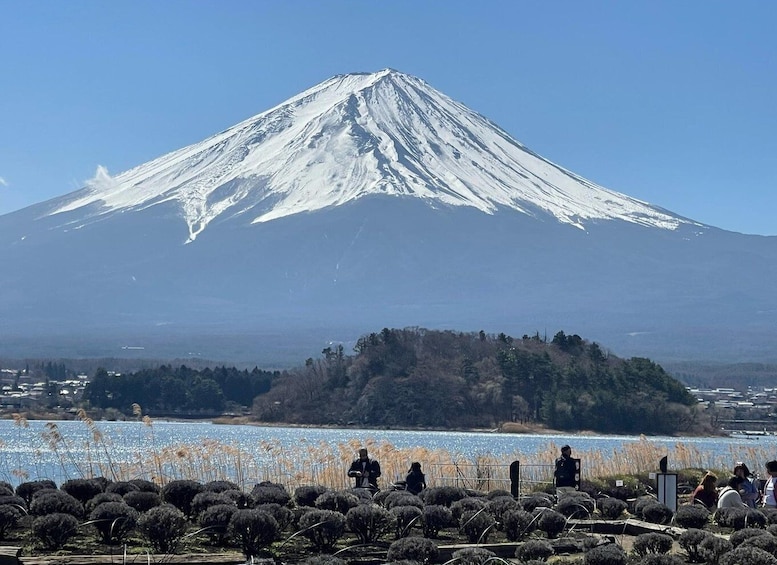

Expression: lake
xmin=0 ymin=418 xmax=772 ymax=490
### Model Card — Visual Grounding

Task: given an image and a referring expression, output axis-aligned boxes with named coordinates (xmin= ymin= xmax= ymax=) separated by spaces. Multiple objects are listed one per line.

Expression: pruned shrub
xmin=674 ymin=504 xmax=710 ymax=529
xmin=485 ymin=495 xmax=520 ymax=527
xmin=536 ymin=508 xmax=566 ymax=539
xmin=191 ymin=491 xmax=234 ymax=519
xmin=0 ymin=505 xmax=22 ymax=539
xmin=716 ymin=506 xmax=746 ymax=529
xmin=16 ymin=479 xmax=57 ymax=505
xmin=556 ymin=492 xmax=595 ymax=519
xmin=584 ymin=543 xmax=627 ymax=565
xmin=32 ymin=512 xmax=79 ymax=549
xmin=679 ymin=528 xmax=712 ymax=563
xmin=391 ymin=505 xmax=422 ymax=538
xmin=597 ymin=497 xmax=627 ymax=520
xmin=298 ymin=508 xmax=346 ymax=551
xmin=300 ymin=557 xmax=347 ymax=565
xmin=719 ymin=545 xmax=777 ymax=565
xmin=632 ymin=496 xmax=658 ymax=518
xmin=451 ymin=497 xmax=487 ymax=522
xmin=228 ymin=509 xmax=279 ymax=558
xmin=420 ymin=485 xmax=467 ymax=507
xmin=583 ymin=475 xmax=647 ymax=500
xmin=384 ymin=491 xmax=423 ymax=510
xmin=349 ymin=487 xmax=374 ymax=502
xmin=504 ymin=507 xmax=535 ymax=541
xmin=88 ymin=501 xmax=138 ymax=544
xmin=636 ymin=556 xmax=685 ymax=565
xmin=295 ymin=485 xmax=327 ymax=507
xmin=641 ymin=501 xmax=673 ymax=525
xmin=386 ymin=536 xmax=439 ymax=564
xmin=422 ymin=504 xmax=454 ymax=538
xmin=251 ymin=483 xmax=291 ymax=506
xmin=740 ymin=533 xmax=777 ymax=556
xmin=698 ymin=535 xmax=733 ymax=564
xmin=730 ymin=527 xmax=770 ymax=547
xmin=161 ymin=479 xmax=205 ymax=519
xmin=256 ymin=503 xmax=293 ymax=530
xmin=129 ymin=479 xmax=161 ymax=493
xmin=204 ymin=480 xmax=240 ymax=493
xmin=515 ymin=539 xmax=554 ymax=561
xmin=315 ymin=490 xmax=359 ymax=515
xmin=632 ymin=533 xmax=674 ymax=557
xmin=85 ymin=492 xmax=124 ymax=513
xmin=137 ymin=503 xmax=188 ymax=553
xmin=460 ymin=509 xmax=496 ymax=543
xmin=521 ymin=492 xmax=554 ymax=512
xmin=105 ymin=481 xmax=140 ymax=496
xmin=223 ymin=489 xmax=252 ymax=509
xmin=61 ymin=478 xmax=104 ymax=504
xmin=0 ymin=495 xmax=27 ymax=513
xmin=30 ymin=489 xmax=84 ymax=518
xmin=743 ymin=509 xmax=768 ymax=530
xmin=0 ymin=483 xmax=13 ymax=497
xmin=762 ymin=507 xmax=777 ymax=525
xmin=452 ymin=547 xmax=496 ymax=565
xmin=346 ymin=503 xmax=394 ymax=543
xmin=124 ymin=490 xmax=162 ymax=512
xmin=199 ymin=503 xmax=237 ymax=545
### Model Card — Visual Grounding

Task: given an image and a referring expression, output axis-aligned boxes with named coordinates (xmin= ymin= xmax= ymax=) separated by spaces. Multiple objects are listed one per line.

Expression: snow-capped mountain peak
xmin=50 ymin=69 xmax=696 ymax=242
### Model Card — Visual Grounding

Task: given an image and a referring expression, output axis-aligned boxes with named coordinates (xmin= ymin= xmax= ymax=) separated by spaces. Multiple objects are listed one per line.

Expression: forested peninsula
xmin=82 ymin=328 xmax=708 ymax=436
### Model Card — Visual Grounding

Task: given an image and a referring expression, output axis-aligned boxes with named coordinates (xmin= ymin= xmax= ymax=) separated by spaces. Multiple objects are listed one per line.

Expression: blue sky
xmin=1 ymin=0 xmax=775 ymax=234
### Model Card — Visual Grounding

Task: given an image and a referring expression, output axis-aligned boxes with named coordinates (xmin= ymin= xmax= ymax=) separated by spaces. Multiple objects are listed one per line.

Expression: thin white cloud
xmin=0 ymin=177 xmax=8 ymax=187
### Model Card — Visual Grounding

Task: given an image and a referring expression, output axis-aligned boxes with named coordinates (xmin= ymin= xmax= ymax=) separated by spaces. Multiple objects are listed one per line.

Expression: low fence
xmin=426 ymin=460 xmax=557 ymax=497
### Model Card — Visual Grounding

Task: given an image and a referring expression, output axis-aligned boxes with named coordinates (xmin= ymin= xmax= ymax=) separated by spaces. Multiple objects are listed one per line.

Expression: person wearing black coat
xmin=405 ymin=461 xmax=426 ymax=495
xmin=347 ymin=447 xmax=381 ymax=491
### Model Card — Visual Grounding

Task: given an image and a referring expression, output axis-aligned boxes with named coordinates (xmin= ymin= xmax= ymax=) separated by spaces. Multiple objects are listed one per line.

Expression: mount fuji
xmin=1 ymin=69 xmax=775 ymax=364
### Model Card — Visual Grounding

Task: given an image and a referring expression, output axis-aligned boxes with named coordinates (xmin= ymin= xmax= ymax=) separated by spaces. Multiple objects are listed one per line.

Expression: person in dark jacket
xmin=554 ymin=444 xmax=578 ymax=502
xmin=347 ymin=447 xmax=381 ymax=492
xmin=405 ymin=461 xmax=426 ymax=495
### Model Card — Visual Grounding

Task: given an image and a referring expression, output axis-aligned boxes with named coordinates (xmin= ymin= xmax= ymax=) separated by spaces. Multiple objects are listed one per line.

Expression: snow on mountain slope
xmin=51 ymin=69 xmax=698 ymax=242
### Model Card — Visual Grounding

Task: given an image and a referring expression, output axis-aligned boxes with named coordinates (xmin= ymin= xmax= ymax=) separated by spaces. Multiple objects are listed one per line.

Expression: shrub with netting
xmin=740 ymin=533 xmax=777 ymax=557
xmin=32 ymin=512 xmax=80 ymax=550
xmin=743 ymin=509 xmax=768 ymax=530
xmin=451 ymin=497 xmax=487 ymax=522
xmin=300 ymin=557 xmax=347 ymax=565
xmin=485 ymin=495 xmax=519 ymax=528
xmin=0 ymin=505 xmax=21 ymax=539
xmin=632 ymin=533 xmax=673 ymax=557
xmin=641 ymin=501 xmax=673 ymax=525
xmin=129 ymin=479 xmax=161 ymax=493
xmin=719 ymin=545 xmax=777 ymax=565
xmin=298 ymin=508 xmax=346 ymax=551
xmin=295 ymin=485 xmax=328 ymax=507
xmin=86 ymin=492 xmax=124 ymax=513
xmin=452 ymin=547 xmax=496 ymax=565
xmin=256 ymin=502 xmax=293 ymax=531
xmin=698 ymin=535 xmax=733 ymax=564
xmin=597 ymin=497 xmax=628 ymax=520
xmin=228 ymin=508 xmax=279 ymax=558
xmin=536 ymin=508 xmax=567 ymax=539
xmin=422 ymin=504 xmax=454 ymax=538
xmin=716 ymin=508 xmax=766 ymax=530
xmin=459 ymin=509 xmax=496 ymax=543
xmin=0 ymin=495 xmax=27 ymax=513
xmin=315 ymin=490 xmax=360 ymax=515
xmin=106 ymin=481 xmax=140 ymax=496
xmin=584 ymin=543 xmax=627 ymax=565
xmin=515 ymin=539 xmax=554 ymax=562
xmin=137 ymin=503 xmax=188 ymax=553
xmin=88 ymin=501 xmax=139 ymax=544
xmin=124 ymin=490 xmax=162 ymax=512
xmin=30 ymin=489 xmax=84 ymax=518
xmin=636 ymin=555 xmax=685 ymax=565
xmin=16 ymin=479 xmax=57 ymax=506
xmin=386 ymin=536 xmax=439 ymax=564
xmin=521 ymin=492 xmax=554 ymax=512
xmin=199 ymin=503 xmax=238 ymax=545
xmin=384 ymin=491 xmax=423 ymax=510
xmin=251 ymin=483 xmax=291 ymax=506
xmin=678 ymin=528 xmax=712 ymax=563
xmin=161 ymin=479 xmax=205 ymax=519
xmin=204 ymin=480 xmax=240 ymax=493
xmin=420 ymin=486 xmax=467 ymax=507
xmin=349 ymin=488 xmax=374 ymax=502
xmin=190 ymin=491 xmax=234 ymax=519
xmin=345 ymin=502 xmax=394 ymax=543
xmin=504 ymin=507 xmax=535 ymax=541
xmin=673 ymin=504 xmax=710 ymax=529
xmin=730 ymin=527 xmax=771 ymax=547
xmin=61 ymin=478 xmax=104 ymax=504
xmin=391 ymin=505 xmax=422 ymax=538
xmin=556 ymin=493 xmax=595 ymax=519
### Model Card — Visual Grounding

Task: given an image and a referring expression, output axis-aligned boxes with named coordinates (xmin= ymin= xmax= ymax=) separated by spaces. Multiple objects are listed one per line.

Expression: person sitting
xmin=347 ymin=447 xmax=381 ymax=492
xmin=405 ymin=461 xmax=426 ymax=495
xmin=689 ymin=472 xmax=718 ymax=509
xmin=718 ymin=476 xmax=747 ymax=509
xmin=733 ymin=462 xmax=759 ymax=508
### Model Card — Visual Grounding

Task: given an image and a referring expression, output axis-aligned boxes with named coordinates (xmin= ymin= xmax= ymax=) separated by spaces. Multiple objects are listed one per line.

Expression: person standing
xmin=405 ymin=461 xmax=426 ymax=495
xmin=554 ymin=445 xmax=578 ymax=501
xmin=762 ymin=460 xmax=777 ymax=508
xmin=733 ymin=462 xmax=759 ymax=508
xmin=348 ymin=447 xmax=381 ymax=492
